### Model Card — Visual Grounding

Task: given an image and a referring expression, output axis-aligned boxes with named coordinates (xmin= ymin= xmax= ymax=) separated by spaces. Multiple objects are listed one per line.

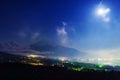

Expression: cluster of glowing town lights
xmin=27 ymin=54 xmax=46 ymax=59
xmin=27 ymin=54 xmax=38 ymax=58
xmin=29 ymin=62 xmax=44 ymax=66
xmin=71 ymin=67 xmax=84 ymax=71
xmin=59 ymin=57 xmax=70 ymax=61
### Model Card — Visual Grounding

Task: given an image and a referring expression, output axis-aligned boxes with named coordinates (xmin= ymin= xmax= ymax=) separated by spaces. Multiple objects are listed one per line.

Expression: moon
xmin=97 ymin=7 xmax=110 ymax=17
xmin=95 ymin=2 xmax=111 ymax=22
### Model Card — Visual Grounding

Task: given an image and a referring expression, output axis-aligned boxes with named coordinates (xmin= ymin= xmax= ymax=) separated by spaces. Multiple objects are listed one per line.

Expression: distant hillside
xmin=0 ymin=41 xmax=30 ymax=52
xmin=0 ymin=51 xmax=23 ymax=62
xmin=30 ymin=40 xmax=84 ymax=57
xmin=0 ymin=41 xmax=86 ymax=58
xmin=0 ymin=41 xmax=39 ymax=56
xmin=0 ymin=41 xmax=24 ymax=50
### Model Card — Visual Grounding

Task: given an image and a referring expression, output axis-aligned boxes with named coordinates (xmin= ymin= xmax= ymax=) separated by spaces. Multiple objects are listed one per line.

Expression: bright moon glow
xmin=96 ymin=4 xmax=111 ymax=22
xmin=97 ymin=8 xmax=110 ymax=17
xmin=97 ymin=7 xmax=110 ymax=17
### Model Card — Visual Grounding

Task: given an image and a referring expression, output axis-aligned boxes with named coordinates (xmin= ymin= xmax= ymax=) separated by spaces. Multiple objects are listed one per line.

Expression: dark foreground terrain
xmin=0 ymin=63 xmax=120 ymax=80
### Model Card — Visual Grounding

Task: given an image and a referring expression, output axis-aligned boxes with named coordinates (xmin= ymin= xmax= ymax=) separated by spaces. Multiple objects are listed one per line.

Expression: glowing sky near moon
xmin=96 ymin=2 xmax=110 ymax=22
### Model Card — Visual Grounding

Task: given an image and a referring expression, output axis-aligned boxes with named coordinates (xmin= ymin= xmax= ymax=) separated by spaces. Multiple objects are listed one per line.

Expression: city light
xmin=27 ymin=54 xmax=38 ymax=58
xmin=59 ymin=57 xmax=70 ymax=61
xmin=98 ymin=64 xmax=104 ymax=68
xmin=29 ymin=62 xmax=44 ymax=66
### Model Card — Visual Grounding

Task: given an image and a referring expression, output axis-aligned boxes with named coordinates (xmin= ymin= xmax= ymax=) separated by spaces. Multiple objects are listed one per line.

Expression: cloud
xmin=18 ymin=28 xmax=40 ymax=43
xmin=57 ymin=27 xmax=67 ymax=36
xmin=84 ymin=48 xmax=120 ymax=58
xmin=80 ymin=47 xmax=120 ymax=65
xmin=62 ymin=21 xmax=67 ymax=26
xmin=18 ymin=31 xmax=26 ymax=38
xmin=71 ymin=27 xmax=76 ymax=34
xmin=31 ymin=32 xmax=40 ymax=41
xmin=57 ymin=26 xmax=68 ymax=45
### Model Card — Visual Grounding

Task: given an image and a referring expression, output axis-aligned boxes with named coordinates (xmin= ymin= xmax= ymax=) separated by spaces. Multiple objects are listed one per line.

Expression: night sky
xmin=0 ymin=0 xmax=120 ymax=53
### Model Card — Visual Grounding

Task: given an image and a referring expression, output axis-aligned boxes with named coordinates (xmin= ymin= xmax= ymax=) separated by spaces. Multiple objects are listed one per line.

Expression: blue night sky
xmin=0 ymin=0 xmax=120 ymax=51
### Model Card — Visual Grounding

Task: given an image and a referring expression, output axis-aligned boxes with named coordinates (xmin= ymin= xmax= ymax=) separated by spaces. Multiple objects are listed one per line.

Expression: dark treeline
xmin=0 ymin=63 xmax=120 ymax=80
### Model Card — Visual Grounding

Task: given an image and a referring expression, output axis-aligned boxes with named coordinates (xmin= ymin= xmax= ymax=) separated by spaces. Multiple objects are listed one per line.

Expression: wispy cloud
xmin=31 ymin=32 xmax=40 ymax=41
xmin=62 ymin=21 xmax=67 ymax=26
xmin=18 ymin=28 xmax=40 ymax=43
xmin=18 ymin=31 xmax=26 ymax=38
xmin=84 ymin=48 xmax=120 ymax=58
xmin=57 ymin=27 xmax=67 ymax=36
xmin=57 ymin=27 xmax=68 ymax=45
xmin=57 ymin=22 xmax=68 ymax=45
